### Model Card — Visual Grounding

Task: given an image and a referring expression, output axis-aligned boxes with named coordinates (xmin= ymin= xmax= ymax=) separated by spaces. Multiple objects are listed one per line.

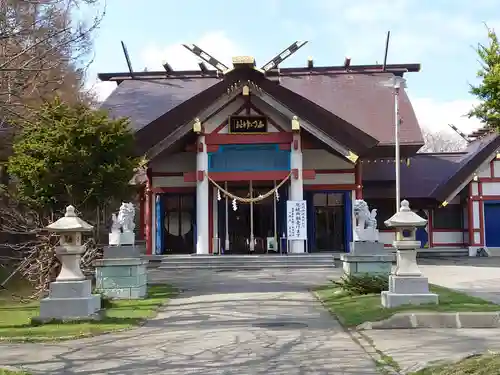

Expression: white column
xmin=196 ymin=136 xmax=209 ymax=254
xmin=212 ymin=186 xmax=219 ymax=254
xmin=290 ymin=133 xmax=305 ymax=253
xmin=224 ymin=181 xmax=230 ymax=251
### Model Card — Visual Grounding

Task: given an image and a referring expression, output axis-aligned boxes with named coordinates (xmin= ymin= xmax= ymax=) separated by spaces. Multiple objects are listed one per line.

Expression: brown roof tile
xmin=279 ymin=73 xmax=423 ymax=146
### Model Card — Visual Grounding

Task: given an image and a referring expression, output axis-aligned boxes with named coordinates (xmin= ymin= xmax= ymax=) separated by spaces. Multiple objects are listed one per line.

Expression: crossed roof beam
xmin=103 ymin=33 xmax=417 ymax=82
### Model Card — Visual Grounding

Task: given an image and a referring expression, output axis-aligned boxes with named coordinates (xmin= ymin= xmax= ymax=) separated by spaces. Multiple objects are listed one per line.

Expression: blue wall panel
xmin=485 ymin=202 xmax=500 ymax=247
xmin=208 ymin=144 xmax=290 ymax=172
xmin=343 ymin=191 xmax=352 ymax=252
xmin=155 ymin=194 xmax=163 ymax=255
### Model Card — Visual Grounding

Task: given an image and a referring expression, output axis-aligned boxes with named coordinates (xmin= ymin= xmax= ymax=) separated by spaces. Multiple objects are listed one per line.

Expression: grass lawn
xmin=0 ymin=281 xmax=177 ymax=342
xmin=0 ymin=369 xmax=31 ymax=375
xmin=410 ymin=353 xmax=500 ymax=375
xmin=315 ymin=283 xmax=500 ymax=327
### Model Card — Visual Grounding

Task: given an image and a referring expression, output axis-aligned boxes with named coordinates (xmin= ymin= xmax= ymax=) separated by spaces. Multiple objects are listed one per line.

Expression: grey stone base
xmin=103 ymin=245 xmax=142 ymax=259
xmin=381 ymin=291 xmax=439 ymax=308
xmin=49 ymin=279 xmax=92 ymax=298
xmin=381 ymin=274 xmax=439 ymax=308
xmin=350 ymin=241 xmax=385 ymax=256
xmin=38 ymin=294 xmax=101 ymax=320
xmin=358 ymin=312 xmax=500 ymax=330
xmin=94 ymin=258 xmax=148 ymax=299
xmin=340 ymin=254 xmax=393 ymax=275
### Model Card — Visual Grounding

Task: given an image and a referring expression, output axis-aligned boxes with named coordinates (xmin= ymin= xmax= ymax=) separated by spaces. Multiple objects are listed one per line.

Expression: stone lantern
xmin=36 ymin=205 xmax=101 ymax=321
xmin=381 ymin=200 xmax=439 ymax=308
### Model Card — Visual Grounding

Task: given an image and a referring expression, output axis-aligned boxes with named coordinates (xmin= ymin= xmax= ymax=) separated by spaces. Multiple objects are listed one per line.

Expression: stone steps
xmin=153 ymin=254 xmax=336 ymax=270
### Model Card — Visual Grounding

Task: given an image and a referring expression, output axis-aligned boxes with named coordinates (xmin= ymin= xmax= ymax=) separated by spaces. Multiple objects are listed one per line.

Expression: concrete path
xmin=363 ymin=259 xmax=500 ymax=373
xmin=0 ymin=268 xmax=379 ymax=375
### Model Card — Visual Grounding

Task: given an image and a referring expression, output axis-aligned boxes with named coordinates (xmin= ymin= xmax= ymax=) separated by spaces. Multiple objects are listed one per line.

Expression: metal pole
xmin=273 ymin=180 xmax=277 ymax=254
xmin=224 ymin=181 xmax=229 ymax=253
xmin=249 ymin=180 xmax=254 ymax=252
xmin=394 ymin=85 xmax=401 ymax=211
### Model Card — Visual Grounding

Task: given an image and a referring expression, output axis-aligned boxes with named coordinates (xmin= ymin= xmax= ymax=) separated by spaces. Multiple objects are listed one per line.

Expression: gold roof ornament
xmin=193 ymin=118 xmax=202 ymax=133
xmin=291 ymin=116 xmax=300 ymax=131
xmin=347 ymin=151 xmax=359 ymax=163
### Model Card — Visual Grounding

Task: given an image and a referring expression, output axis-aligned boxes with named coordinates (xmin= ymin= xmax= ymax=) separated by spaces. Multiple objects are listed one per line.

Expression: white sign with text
xmin=286 ymin=200 xmax=307 ymax=240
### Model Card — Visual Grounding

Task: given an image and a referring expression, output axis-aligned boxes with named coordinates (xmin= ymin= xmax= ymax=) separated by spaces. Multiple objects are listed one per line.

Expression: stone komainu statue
xmin=353 ymin=199 xmax=379 ymax=242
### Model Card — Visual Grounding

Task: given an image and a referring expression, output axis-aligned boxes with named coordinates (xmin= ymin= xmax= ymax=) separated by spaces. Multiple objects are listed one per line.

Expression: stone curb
xmin=357 ymin=312 xmax=500 ymax=330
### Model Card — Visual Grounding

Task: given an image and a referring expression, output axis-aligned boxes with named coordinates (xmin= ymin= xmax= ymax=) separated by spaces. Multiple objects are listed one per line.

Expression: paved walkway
xmin=0 ymin=268 xmax=379 ymax=375
xmin=363 ymin=259 xmax=500 ymax=373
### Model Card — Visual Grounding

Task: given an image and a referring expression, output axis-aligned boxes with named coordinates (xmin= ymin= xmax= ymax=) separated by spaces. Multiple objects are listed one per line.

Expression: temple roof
xmin=98 ymin=63 xmax=423 ymax=158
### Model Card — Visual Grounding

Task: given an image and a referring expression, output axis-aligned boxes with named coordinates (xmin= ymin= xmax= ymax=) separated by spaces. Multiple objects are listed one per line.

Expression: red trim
xmin=478 ymin=177 xmax=500 ymax=182
xmin=145 ymin=168 xmax=152 ymax=255
xmin=139 ymin=186 xmax=145 ymax=240
xmin=209 ymin=187 xmax=213 ymax=254
xmin=205 ymin=132 xmax=293 ymax=145
xmin=151 ymin=171 xmax=184 ymax=177
xmin=384 ymin=244 xmax=393 ymax=248
xmin=432 ymin=228 xmax=466 ymax=232
xmin=184 ymin=172 xmax=197 ymax=182
xmin=427 ymin=209 xmax=433 ymax=248
xmin=316 ymin=169 xmax=354 ymax=174
xmin=152 ymin=187 xmax=195 ymax=193
xmin=479 ymin=182 xmax=484 ymax=245
xmin=207 ymin=145 xmax=219 ymax=152
xmin=471 ymin=195 xmax=500 ymax=201
xmin=303 ymin=170 xmax=316 ymax=179
xmin=433 ymin=243 xmax=467 ymax=247
xmin=490 ymin=160 xmax=495 ymax=178
xmin=213 ymin=102 xmax=247 ymax=134
xmin=279 ymin=144 xmax=291 ymax=150
xmin=468 ymin=184 xmax=475 ymax=246
xmin=304 ymin=184 xmax=356 ymax=190
xmin=355 ymin=162 xmax=362 ymax=199
xmin=206 ymin=171 xmax=292 ymax=182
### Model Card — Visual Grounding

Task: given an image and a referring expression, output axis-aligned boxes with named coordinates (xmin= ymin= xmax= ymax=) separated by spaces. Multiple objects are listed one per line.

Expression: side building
xmin=98 ymin=57 xmax=500 ymax=257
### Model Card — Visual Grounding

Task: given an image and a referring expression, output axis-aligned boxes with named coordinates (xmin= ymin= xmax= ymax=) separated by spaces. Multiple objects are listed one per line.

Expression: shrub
xmin=332 ymin=273 xmax=388 ymax=295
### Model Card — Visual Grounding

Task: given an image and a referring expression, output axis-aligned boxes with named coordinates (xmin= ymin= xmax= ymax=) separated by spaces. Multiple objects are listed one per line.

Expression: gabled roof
xmin=98 ymin=63 xmax=422 ymax=158
xmin=431 ymin=132 xmax=500 ymax=203
xmin=279 ymin=73 xmax=422 ymax=146
xmin=363 ymin=153 xmax=465 ymax=199
xmin=364 ymin=132 xmax=500 ymax=202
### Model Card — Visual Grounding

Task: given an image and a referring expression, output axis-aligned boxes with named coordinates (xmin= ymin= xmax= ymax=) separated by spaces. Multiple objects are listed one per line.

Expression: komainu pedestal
xmin=94 ymin=203 xmax=148 ymax=299
xmin=340 ymin=200 xmax=393 ymax=276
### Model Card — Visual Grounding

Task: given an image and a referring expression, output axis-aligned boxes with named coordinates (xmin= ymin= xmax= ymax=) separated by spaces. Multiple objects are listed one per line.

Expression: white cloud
xmin=91 ymin=31 xmax=482 ymax=135
xmin=140 ymin=31 xmax=246 ymax=71
xmin=410 ymin=96 xmax=482 ymax=134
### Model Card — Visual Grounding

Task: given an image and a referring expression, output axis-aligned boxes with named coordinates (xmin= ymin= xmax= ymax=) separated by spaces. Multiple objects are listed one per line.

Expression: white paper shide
xmin=109 ymin=202 xmax=136 ymax=246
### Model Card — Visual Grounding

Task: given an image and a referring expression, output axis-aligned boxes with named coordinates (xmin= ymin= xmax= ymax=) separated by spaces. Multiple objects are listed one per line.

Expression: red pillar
xmin=139 ymin=185 xmax=145 ymax=240
xmin=467 ymin=184 xmax=474 ymax=246
xmin=145 ymin=167 xmax=153 ymax=255
xmin=355 ymin=161 xmax=363 ymax=199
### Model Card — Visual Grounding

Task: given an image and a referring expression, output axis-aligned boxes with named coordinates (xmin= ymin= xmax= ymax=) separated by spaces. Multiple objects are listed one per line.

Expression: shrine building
xmin=98 ymin=48 xmax=500 ymax=257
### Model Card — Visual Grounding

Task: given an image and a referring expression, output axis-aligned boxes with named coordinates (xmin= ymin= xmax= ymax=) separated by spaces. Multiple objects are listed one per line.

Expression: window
xmin=433 ymin=204 xmax=463 ymax=230
xmin=313 ymin=193 xmax=344 ymax=207
xmin=366 ymin=199 xmax=396 ymax=229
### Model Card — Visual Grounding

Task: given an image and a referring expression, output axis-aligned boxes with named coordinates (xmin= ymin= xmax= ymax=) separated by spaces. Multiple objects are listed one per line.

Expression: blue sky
xmin=88 ymin=0 xmax=500 ymax=133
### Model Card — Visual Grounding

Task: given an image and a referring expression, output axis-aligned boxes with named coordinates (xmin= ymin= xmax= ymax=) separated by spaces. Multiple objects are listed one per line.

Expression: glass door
xmin=313 ymin=193 xmax=345 ymax=251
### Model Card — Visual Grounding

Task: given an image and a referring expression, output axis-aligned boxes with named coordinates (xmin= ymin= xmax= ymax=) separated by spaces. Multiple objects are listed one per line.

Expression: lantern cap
xmin=384 ymin=200 xmax=427 ymax=228
xmin=46 ymin=205 xmax=94 ymax=232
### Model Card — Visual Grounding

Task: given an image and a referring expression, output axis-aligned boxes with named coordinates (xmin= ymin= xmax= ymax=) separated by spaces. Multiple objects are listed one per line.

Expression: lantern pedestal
xmin=38 ymin=247 xmax=101 ymax=321
xmin=94 ymin=245 xmax=148 ymax=299
xmin=380 ymin=200 xmax=439 ymax=308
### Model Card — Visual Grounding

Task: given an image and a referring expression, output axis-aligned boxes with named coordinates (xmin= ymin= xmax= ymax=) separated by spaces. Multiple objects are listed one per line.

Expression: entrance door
xmin=313 ymin=193 xmax=345 ymax=251
xmin=485 ymin=203 xmax=500 ymax=247
xmin=217 ymin=182 xmax=279 ymax=254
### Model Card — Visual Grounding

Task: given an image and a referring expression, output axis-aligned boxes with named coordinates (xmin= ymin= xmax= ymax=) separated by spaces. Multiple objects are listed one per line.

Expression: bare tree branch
xmin=419 ymin=128 xmax=467 ymax=153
